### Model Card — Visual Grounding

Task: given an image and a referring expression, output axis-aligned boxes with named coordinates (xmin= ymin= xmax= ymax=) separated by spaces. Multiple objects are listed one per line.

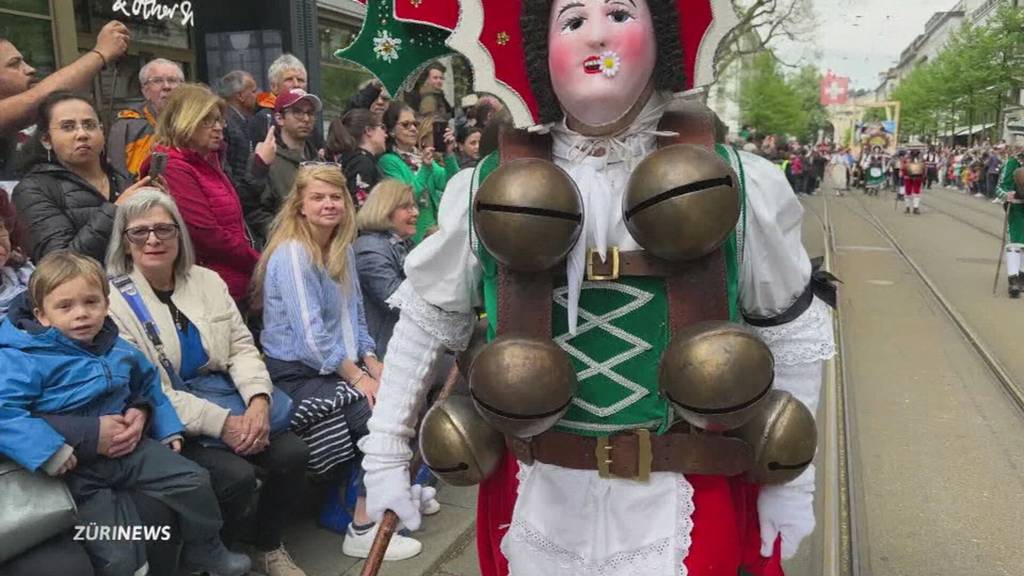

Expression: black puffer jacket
xmin=12 ymin=162 xmax=127 ymax=264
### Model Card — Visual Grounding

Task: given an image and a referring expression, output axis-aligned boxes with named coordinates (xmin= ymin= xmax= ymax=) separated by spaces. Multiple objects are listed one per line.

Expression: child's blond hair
xmin=29 ymin=251 xmax=108 ymax=309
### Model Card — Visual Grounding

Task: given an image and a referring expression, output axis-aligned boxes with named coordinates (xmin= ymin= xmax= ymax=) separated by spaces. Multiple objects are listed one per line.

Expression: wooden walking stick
xmin=993 ymin=202 xmax=1010 ymax=295
xmin=360 ymin=363 xmax=463 ymax=576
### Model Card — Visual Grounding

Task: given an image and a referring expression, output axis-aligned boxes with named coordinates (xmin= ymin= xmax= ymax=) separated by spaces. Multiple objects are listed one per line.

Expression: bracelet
xmin=351 ymin=371 xmax=367 ymax=386
xmin=89 ymin=49 xmax=108 ymax=68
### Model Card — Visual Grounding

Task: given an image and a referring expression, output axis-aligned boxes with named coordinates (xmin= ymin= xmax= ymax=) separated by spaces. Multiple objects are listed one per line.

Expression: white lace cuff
xmin=745 ymin=297 xmax=835 ymax=367
xmin=387 ymin=281 xmax=477 ymax=351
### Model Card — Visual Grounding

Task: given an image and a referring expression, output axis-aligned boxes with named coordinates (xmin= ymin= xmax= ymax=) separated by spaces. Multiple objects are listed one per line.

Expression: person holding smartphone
xmin=377 ymin=104 xmax=458 ymax=244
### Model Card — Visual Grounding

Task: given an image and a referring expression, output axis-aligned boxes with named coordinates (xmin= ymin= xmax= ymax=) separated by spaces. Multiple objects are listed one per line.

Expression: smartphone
xmin=149 ymin=152 xmax=168 ymax=180
xmin=432 ymin=121 xmax=446 ymax=152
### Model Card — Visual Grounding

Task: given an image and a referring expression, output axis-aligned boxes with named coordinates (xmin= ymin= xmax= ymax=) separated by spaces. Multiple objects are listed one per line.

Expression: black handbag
xmin=0 ymin=457 xmax=77 ymax=563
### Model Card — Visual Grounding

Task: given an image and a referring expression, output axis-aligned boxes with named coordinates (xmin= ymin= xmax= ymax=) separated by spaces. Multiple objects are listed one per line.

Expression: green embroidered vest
xmin=472 ymin=144 xmax=747 ymax=437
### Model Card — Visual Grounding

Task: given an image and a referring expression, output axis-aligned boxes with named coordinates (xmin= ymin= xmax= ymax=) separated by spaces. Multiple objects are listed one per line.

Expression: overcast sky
xmin=776 ymin=0 xmax=962 ymax=91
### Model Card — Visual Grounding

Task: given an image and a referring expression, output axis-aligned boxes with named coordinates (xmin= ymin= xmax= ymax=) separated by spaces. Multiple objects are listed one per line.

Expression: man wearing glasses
xmin=107 ymin=58 xmax=184 ymax=180
xmin=239 ymin=88 xmax=323 ymax=248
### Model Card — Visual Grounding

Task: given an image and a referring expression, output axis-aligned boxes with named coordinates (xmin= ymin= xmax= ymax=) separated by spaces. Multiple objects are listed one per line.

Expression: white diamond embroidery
xmin=553 ymin=281 xmax=655 ymax=419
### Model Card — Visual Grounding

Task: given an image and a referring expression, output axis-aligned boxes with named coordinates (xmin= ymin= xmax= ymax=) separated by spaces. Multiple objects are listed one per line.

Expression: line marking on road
xmin=836 ymin=245 xmax=897 ymax=252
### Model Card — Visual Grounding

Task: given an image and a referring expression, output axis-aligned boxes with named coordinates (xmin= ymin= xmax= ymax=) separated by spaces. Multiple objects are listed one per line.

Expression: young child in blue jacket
xmin=0 ymin=251 xmax=251 ymax=576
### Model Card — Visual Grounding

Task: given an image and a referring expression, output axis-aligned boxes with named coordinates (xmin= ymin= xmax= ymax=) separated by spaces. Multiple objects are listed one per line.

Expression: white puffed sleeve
xmin=737 ymin=150 xmax=812 ymax=319
xmin=404 ymin=168 xmax=483 ymax=315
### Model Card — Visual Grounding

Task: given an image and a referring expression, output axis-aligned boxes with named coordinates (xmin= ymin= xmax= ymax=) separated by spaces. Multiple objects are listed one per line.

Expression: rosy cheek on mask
xmin=548 ymin=38 xmax=578 ymax=81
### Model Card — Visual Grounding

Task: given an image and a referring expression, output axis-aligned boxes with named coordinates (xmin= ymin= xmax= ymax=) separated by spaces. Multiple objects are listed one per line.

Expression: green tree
xmin=889 ymin=3 xmax=1024 ymax=142
xmin=739 ymin=51 xmax=806 ymax=137
xmin=787 ymin=65 xmax=830 ymax=143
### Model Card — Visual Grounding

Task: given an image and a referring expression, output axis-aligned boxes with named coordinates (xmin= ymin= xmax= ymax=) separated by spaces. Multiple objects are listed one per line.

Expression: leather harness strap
xmin=492 ymin=105 xmax=750 ymax=478
xmin=509 ymin=426 xmax=754 ymax=478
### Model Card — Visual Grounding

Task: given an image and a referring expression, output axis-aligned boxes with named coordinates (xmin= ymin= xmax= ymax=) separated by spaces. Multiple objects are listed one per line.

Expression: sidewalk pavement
xmin=284 ymin=483 xmax=479 ymax=576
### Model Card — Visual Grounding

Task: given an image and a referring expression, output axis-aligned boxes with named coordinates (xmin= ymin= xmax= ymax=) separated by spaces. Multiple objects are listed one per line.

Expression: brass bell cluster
xmin=420 ymin=147 xmax=816 ymax=487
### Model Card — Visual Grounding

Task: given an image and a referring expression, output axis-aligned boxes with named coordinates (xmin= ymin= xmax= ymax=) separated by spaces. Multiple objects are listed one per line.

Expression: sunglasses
xmin=124 ymin=224 xmax=180 ymax=245
xmin=300 ymin=161 xmax=342 ymax=168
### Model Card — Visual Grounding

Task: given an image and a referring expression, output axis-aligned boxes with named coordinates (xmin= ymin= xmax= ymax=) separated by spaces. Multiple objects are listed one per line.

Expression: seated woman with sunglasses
xmin=13 ymin=92 xmax=155 ymax=263
xmin=106 ymin=189 xmax=311 ymax=576
xmin=149 ymin=84 xmax=260 ymax=307
xmin=377 ymin=102 xmax=459 ymax=244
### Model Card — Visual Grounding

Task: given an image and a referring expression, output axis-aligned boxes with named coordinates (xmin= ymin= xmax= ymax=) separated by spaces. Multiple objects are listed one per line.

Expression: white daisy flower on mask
xmin=600 ymin=51 xmax=621 ymax=78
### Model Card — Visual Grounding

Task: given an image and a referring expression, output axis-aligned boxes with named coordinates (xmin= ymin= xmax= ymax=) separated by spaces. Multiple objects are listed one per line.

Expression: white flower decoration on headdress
xmin=600 ymin=51 xmax=621 ymax=78
xmin=373 ymin=31 xmax=402 ymax=63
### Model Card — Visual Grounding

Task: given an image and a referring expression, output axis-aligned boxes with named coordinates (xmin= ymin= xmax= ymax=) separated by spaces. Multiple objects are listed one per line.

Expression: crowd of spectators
xmin=0 ymin=20 xmax=495 ymax=576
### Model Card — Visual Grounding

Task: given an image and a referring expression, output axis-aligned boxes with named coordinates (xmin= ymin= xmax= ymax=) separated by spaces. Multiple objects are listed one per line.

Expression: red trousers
xmin=476 ymin=449 xmax=785 ymax=576
xmin=904 ymin=176 xmax=923 ymax=196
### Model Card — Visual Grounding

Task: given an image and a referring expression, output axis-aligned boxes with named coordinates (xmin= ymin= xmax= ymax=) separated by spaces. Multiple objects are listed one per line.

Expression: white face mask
xmin=547 ymin=0 xmax=657 ymax=129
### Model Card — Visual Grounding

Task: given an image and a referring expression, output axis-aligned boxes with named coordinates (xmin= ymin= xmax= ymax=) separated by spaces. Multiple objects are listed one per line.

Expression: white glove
xmin=364 ymin=465 xmax=423 ymax=531
xmin=410 ymin=484 xmax=438 ymax=512
xmin=758 ymin=467 xmax=816 ymax=559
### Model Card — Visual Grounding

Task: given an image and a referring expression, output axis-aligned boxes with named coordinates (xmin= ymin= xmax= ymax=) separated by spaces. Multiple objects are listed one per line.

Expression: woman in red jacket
xmin=151 ymin=84 xmax=260 ymax=305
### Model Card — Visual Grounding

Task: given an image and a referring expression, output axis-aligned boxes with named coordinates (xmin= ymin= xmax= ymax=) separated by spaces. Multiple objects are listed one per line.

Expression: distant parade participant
xmin=902 ymin=150 xmax=925 ymax=214
xmin=863 ymin=146 xmax=886 ymax=196
xmin=353 ymin=0 xmax=834 ymax=574
xmin=923 ymin=147 xmax=939 ymax=189
xmin=996 ymin=150 xmax=1024 ymax=297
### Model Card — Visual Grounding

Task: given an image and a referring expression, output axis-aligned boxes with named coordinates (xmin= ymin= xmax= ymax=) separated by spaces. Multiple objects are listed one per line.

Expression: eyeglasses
xmin=145 ymin=76 xmax=183 ymax=87
xmin=286 ymin=109 xmax=316 ymax=119
xmin=124 ymin=224 xmax=180 ymax=245
xmin=399 ymin=121 xmax=419 ymax=129
xmin=198 ymin=116 xmax=225 ymax=129
xmin=54 ymin=119 xmax=101 ymax=133
xmin=300 ymin=161 xmax=342 ymax=168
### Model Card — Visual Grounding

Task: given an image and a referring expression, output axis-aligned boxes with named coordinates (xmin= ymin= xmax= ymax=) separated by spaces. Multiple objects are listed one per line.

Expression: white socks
xmin=913 ymin=195 xmax=920 ymax=209
xmin=1006 ymin=248 xmax=1021 ymax=277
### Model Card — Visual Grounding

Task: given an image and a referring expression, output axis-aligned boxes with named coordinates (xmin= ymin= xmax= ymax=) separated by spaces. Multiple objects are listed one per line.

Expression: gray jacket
xmin=353 ymin=230 xmax=410 ymax=357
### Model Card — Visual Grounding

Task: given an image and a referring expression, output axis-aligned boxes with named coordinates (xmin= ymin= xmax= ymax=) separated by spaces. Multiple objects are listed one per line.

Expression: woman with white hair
xmin=106 ymin=188 xmax=311 ymax=576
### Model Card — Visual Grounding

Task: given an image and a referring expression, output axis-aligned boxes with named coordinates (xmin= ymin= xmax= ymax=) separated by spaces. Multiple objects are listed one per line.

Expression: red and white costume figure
xmin=353 ymin=1 xmax=835 ymax=575
xmin=902 ymin=151 xmax=925 ymax=214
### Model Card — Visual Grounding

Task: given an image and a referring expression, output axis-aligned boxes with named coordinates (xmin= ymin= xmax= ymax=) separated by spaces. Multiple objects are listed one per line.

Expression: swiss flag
xmin=820 ymin=71 xmax=849 ymax=106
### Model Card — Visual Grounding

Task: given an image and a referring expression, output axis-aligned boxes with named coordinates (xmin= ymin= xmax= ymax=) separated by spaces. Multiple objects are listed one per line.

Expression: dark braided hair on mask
xmin=520 ymin=0 xmax=686 ymax=125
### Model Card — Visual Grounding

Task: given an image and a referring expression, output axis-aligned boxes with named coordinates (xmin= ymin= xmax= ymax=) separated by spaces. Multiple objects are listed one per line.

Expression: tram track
xmin=843 ymin=194 xmax=1024 ymax=414
xmin=815 ymin=197 xmax=856 ymax=576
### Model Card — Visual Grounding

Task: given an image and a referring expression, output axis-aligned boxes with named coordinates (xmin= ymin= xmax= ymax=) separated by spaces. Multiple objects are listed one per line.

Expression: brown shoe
xmin=254 ymin=544 xmax=307 ymax=576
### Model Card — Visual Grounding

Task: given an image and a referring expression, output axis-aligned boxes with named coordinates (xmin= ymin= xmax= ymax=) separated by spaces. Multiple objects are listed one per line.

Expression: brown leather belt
xmin=507 ymin=426 xmax=753 ymax=481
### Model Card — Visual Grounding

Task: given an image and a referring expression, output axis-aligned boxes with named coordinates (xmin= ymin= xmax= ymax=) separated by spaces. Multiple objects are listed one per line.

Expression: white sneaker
xmin=421 ymin=497 xmax=441 ymax=516
xmin=342 ymin=522 xmax=423 ymax=561
xmin=992 ymin=197 xmax=1003 ymax=203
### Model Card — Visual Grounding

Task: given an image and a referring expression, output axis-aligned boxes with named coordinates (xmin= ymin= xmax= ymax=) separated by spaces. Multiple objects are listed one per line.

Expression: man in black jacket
xmin=238 ymin=89 xmax=321 ymax=248
xmin=218 ymin=70 xmax=258 ymax=188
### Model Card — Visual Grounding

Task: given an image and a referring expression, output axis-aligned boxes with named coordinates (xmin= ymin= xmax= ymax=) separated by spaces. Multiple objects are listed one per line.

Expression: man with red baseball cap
xmin=238 ymin=88 xmax=324 ymax=247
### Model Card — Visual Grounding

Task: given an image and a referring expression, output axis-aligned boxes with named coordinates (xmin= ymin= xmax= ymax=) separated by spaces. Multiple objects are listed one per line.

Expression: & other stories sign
xmin=111 ymin=0 xmax=195 ymax=27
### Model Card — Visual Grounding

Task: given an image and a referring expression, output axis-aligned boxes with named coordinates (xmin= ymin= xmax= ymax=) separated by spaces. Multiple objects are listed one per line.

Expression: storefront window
xmin=0 ymin=14 xmax=56 ymax=78
xmin=74 ymin=0 xmax=190 ymax=50
xmin=0 ymin=0 xmax=49 ymax=15
xmin=319 ymin=20 xmax=371 ymax=119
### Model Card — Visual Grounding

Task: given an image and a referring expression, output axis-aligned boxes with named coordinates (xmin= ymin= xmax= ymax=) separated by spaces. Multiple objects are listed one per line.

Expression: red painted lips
xmin=583 ymin=56 xmax=601 ymax=75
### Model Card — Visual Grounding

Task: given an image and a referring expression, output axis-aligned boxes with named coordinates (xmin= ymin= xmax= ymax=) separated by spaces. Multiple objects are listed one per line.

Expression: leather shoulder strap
xmin=657 ymin=104 xmax=718 ymax=150
xmin=493 ymin=127 xmax=555 ymax=338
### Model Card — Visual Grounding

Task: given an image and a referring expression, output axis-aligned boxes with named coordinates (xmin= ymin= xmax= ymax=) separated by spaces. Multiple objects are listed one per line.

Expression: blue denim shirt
xmin=261 ymin=241 xmax=375 ymax=374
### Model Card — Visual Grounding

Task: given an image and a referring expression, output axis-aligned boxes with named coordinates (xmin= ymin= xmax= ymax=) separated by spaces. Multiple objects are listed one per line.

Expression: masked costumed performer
xmin=902 ymin=149 xmax=925 ymax=214
xmin=357 ymin=1 xmax=835 ymax=575
xmin=996 ymin=151 xmax=1024 ymax=297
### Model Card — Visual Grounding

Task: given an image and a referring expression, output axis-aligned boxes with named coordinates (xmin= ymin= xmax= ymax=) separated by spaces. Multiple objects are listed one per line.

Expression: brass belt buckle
xmin=595 ymin=429 xmax=653 ymax=482
xmin=586 ymin=246 xmax=620 ymax=281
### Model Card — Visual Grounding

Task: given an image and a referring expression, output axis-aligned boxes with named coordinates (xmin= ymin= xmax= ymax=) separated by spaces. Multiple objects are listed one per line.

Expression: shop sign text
xmin=112 ymin=0 xmax=194 ymax=27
